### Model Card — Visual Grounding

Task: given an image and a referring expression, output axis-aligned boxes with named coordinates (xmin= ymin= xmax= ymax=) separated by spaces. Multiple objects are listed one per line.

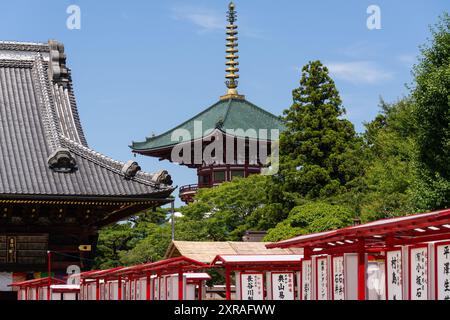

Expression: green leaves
xmin=278 ymin=60 xmax=363 ymax=202
xmin=179 ymin=174 xmax=272 ymax=241
xmin=413 ymin=13 xmax=450 ymax=181
xmin=265 ymin=202 xmax=353 ymax=242
xmin=410 ymin=13 xmax=450 ymax=210
xmin=94 ymin=209 xmax=171 ymax=268
xmin=359 ymin=98 xmax=418 ymax=221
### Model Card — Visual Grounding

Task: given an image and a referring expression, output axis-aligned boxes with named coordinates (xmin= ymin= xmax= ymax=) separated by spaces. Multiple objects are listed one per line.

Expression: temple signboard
xmin=435 ymin=242 xmax=450 ymax=300
xmin=386 ymin=249 xmax=403 ymax=300
xmin=240 ymin=273 xmax=264 ymax=300
xmin=0 ymin=234 xmax=48 ymax=266
xmin=301 ymin=260 xmax=312 ymax=300
xmin=271 ymin=272 xmax=294 ymax=300
xmin=409 ymin=246 xmax=428 ymax=300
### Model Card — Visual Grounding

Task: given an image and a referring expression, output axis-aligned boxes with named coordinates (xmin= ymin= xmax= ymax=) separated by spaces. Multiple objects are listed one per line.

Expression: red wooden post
xmin=35 ymin=286 xmax=39 ymax=300
xmin=304 ymin=247 xmax=312 ymax=260
xmin=96 ymin=279 xmax=100 ymax=301
xmin=357 ymin=239 xmax=366 ymax=300
xmin=146 ymin=272 xmax=151 ymax=300
xmin=25 ymin=287 xmax=28 ymax=301
xmin=198 ymin=281 xmax=203 ymax=301
xmin=225 ymin=267 xmax=231 ymax=300
xmin=118 ymin=275 xmax=122 ymax=300
xmin=47 ymin=250 xmax=51 ymax=301
xmin=178 ymin=271 xmax=184 ymax=301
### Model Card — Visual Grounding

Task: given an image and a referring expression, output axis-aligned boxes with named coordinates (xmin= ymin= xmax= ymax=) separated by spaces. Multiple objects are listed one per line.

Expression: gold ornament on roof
xmin=221 ymin=2 xmax=245 ymax=100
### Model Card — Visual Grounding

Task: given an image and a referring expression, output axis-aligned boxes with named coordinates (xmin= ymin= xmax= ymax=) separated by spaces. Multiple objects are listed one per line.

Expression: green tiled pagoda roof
xmin=130 ymin=98 xmax=286 ymax=152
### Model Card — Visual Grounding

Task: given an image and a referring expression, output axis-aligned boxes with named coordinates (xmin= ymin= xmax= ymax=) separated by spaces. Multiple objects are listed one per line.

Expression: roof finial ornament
xmin=221 ymin=1 xmax=245 ymax=100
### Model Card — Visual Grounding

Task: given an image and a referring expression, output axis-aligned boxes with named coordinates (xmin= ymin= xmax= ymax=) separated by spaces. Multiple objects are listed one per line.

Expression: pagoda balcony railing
xmin=179 ymin=184 xmax=200 ymax=194
xmin=179 ymin=183 xmax=220 ymax=193
xmin=179 ymin=183 xmax=224 ymax=203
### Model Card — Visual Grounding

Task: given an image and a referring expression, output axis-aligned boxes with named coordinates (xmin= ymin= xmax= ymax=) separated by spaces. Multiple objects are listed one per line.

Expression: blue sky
xmin=0 ymin=0 xmax=448 ymax=206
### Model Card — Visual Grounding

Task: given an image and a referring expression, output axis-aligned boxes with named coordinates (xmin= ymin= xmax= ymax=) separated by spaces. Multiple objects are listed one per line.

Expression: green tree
xmin=94 ymin=208 xmax=170 ymax=268
xmin=119 ymin=223 xmax=172 ymax=265
xmin=94 ymin=223 xmax=135 ymax=269
xmin=411 ymin=13 xmax=450 ymax=210
xmin=276 ymin=60 xmax=364 ymax=205
xmin=265 ymin=202 xmax=354 ymax=241
xmin=359 ymin=98 xmax=418 ymax=221
xmin=179 ymin=174 xmax=272 ymax=241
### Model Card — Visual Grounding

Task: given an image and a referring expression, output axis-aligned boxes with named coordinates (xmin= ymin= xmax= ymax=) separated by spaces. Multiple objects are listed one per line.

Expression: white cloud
xmin=170 ymin=5 xmax=224 ymax=33
xmin=170 ymin=5 xmax=264 ymax=39
xmin=326 ymin=61 xmax=393 ymax=84
xmin=397 ymin=54 xmax=416 ymax=66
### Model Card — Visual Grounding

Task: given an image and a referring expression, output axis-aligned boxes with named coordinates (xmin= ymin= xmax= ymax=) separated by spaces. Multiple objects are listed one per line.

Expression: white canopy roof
xmin=213 ymin=254 xmax=303 ymax=264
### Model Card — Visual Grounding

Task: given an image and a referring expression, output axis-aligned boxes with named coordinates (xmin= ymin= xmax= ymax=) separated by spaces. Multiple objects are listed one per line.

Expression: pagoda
xmin=0 ymin=40 xmax=174 ymax=279
xmin=131 ymin=2 xmax=285 ymax=203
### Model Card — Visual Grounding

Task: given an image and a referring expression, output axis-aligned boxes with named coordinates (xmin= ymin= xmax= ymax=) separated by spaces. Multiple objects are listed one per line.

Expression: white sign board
xmin=240 ymin=273 xmax=264 ymax=300
xmin=316 ymin=257 xmax=329 ymax=300
xmin=410 ymin=246 xmax=428 ymax=300
xmin=301 ymin=260 xmax=312 ymax=300
xmin=332 ymin=256 xmax=345 ymax=300
xmin=271 ymin=272 xmax=295 ymax=300
xmin=153 ymin=278 xmax=159 ymax=300
xmin=386 ymin=250 xmax=402 ymax=300
xmin=160 ymin=277 xmax=167 ymax=300
xmin=435 ymin=242 xmax=450 ymax=300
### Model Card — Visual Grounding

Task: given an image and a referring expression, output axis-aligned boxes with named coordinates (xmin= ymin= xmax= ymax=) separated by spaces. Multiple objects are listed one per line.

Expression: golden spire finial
xmin=221 ymin=1 xmax=245 ymax=100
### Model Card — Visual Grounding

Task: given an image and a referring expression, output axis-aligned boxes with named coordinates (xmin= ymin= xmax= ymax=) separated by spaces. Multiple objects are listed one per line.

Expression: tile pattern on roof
xmin=0 ymin=40 xmax=173 ymax=197
xmin=131 ymin=98 xmax=286 ymax=151
xmin=165 ymin=241 xmax=303 ymax=263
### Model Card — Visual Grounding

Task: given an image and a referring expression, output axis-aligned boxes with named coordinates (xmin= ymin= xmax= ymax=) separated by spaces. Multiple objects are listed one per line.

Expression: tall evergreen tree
xmin=276 ymin=60 xmax=363 ymax=202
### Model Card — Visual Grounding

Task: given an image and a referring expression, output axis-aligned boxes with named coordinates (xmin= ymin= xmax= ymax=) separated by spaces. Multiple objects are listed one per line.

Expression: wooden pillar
xmin=35 ymin=286 xmax=39 ymax=300
xmin=178 ymin=271 xmax=184 ymax=301
xmin=304 ymin=247 xmax=312 ymax=260
xmin=128 ymin=276 xmax=132 ymax=300
xmin=47 ymin=251 xmax=51 ymax=301
xmin=146 ymin=272 xmax=151 ymax=300
xmin=357 ymin=239 xmax=366 ymax=300
xmin=157 ymin=272 xmax=162 ymax=300
xmin=118 ymin=276 xmax=122 ymax=301
xmin=96 ymin=279 xmax=100 ymax=301
xmin=198 ymin=281 xmax=203 ymax=301
xmin=225 ymin=267 xmax=231 ymax=300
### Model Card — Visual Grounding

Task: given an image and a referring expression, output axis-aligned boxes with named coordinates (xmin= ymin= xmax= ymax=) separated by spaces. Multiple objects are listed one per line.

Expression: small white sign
xmin=301 ymin=260 xmax=312 ymax=300
xmin=153 ymin=277 xmax=159 ymax=300
xmin=332 ymin=256 xmax=345 ymax=300
xmin=160 ymin=277 xmax=167 ymax=300
xmin=271 ymin=272 xmax=295 ymax=300
xmin=410 ymin=246 xmax=428 ymax=300
xmin=386 ymin=250 xmax=403 ymax=300
xmin=317 ymin=257 xmax=329 ymax=300
xmin=240 ymin=273 xmax=264 ymax=300
xmin=436 ymin=242 xmax=450 ymax=300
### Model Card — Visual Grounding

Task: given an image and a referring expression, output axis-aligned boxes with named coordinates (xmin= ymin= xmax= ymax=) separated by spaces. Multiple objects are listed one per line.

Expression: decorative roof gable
xmin=0 ymin=40 xmax=173 ymax=198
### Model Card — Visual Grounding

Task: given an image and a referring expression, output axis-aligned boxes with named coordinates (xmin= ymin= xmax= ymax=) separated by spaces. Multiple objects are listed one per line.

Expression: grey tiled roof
xmin=0 ymin=41 xmax=173 ymax=198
